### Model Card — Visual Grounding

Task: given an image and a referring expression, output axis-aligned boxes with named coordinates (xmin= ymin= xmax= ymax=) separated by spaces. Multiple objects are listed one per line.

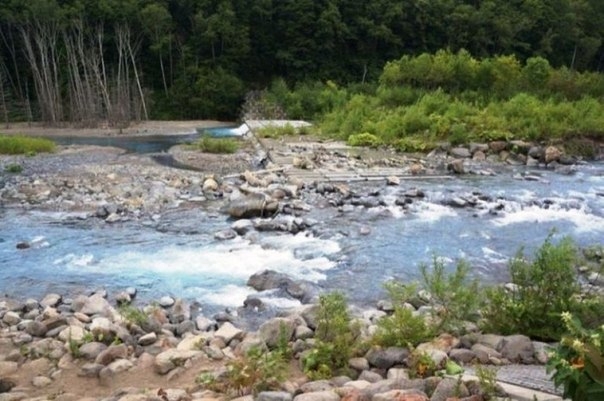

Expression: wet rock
xmin=259 ymin=317 xmax=296 ymax=349
xmin=447 ymin=159 xmax=465 ymax=174
xmin=214 ymin=229 xmax=237 ymax=240
xmin=365 ymin=347 xmax=409 ymax=370
xmin=500 ymin=334 xmax=534 ymax=364
xmin=386 ymin=176 xmax=400 ymax=186
xmin=225 ymin=194 xmax=279 ymax=219
xmin=159 ymin=296 xmax=175 ymax=308
xmin=545 ymin=146 xmax=562 ymax=164
xmin=16 ymin=242 xmax=30 ymax=249
xmin=231 ymin=219 xmax=254 ymax=235
xmin=450 ymin=148 xmax=471 ymax=158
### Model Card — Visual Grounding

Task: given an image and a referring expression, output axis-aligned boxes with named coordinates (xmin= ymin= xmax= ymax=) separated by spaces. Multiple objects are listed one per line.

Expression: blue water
xmin=198 ymin=126 xmax=240 ymax=138
xmin=1 ymin=163 xmax=603 ymax=313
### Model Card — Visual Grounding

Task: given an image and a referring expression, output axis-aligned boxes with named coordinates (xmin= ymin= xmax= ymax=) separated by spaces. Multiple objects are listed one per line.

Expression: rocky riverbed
xmin=1 ymin=125 xmax=604 ymax=400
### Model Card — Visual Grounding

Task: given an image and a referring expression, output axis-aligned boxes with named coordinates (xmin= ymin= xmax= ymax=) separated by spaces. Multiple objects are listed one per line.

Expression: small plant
xmin=191 ymin=135 xmax=239 ymax=154
xmin=407 ymin=350 xmax=437 ymax=378
xmin=373 ymin=305 xmax=433 ymax=348
xmin=118 ymin=304 xmax=148 ymax=326
xmin=256 ymin=124 xmax=297 ymax=138
xmin=0 ymin=135 xmax=56 ymax=155
xmin=481 ymin=234 xmax=582 ymax=340
xmin=4 ymin=163 xmax=22 ymax=173
xmin=302 ymin=292 xmax=358 ymax=379
xmin=419 ymin=257 xmax=480 ymax=333
xmin=199 ymin=346 xmax=286 ymax=396
xmin=347 ymin=132 xmax=382 ymax=147
xmin=547 ymin=312 xmax=604 ymax=401
xmin=475 ymin=365 xmax=499 ymax=400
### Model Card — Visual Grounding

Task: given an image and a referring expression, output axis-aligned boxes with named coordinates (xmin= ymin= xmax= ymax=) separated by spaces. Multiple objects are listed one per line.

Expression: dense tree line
xmin=0 ymin=0 xmax=603 ymax=124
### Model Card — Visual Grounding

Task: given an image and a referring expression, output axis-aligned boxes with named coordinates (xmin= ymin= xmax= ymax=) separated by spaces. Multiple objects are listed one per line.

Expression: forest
xmin=0 ymin=0 xmax=603 ymax=125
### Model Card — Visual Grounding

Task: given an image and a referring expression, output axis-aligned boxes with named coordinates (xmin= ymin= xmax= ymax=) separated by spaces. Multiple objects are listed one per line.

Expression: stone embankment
xmin=0 ymin=286 xmax=563 ymax=401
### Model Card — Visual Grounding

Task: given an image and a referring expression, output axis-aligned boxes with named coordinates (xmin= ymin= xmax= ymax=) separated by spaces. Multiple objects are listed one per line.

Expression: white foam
xmin=482 ymin=247 xmax=508 ymax=264
xmin=201 ymin=285 xmax=255 ymax=308
xmin=492 ymin=205 xmax=604 ymax=233
xmin=53 ymin=253 xmax=95 ymax=267
xmin=63 ymin=235 xmax=338 ymax=283
xmin=412 ymin=202 xmax=458 ymax=222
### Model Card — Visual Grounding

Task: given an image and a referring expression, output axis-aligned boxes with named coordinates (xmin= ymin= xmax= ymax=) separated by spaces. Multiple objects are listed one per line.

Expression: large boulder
xmin=225 ymin=193 xmax=279 ymax=219
xmin=154 ymin=349 xmax=203 ymax=374
xmin=365 ymin=347 xmax=410 ymax=370
xmin=499 ymin=334 xmax=534 ymax=364
xmin=544 ymin=146 xmax=562 ymax=164
xmin=259 ymin=317 xmax=296 ymax=349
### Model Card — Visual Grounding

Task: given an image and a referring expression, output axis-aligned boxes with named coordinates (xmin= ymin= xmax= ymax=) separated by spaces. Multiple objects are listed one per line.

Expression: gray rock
xmin=225 ymin=194 xmax=279 ymax=219
xmin=138 ymin=332 xmax=157 ymax=346
xmin=256 ymin=391 xmax=293 ymax=401
xmin=476 ymin=334 xmax=504 ymax=350
xmin=386 ymin=368 xmax=409 ymax=381
xmin=90 ymin=317 xmax=116 ymax=341
xmin=533 ymin=341 xmax=553 ymax=365
xmin=259 ymin=317 xmax=296 ymax=349
xmin=195 ymin=316 xmax=215 ymax=332
xmin=430 ymin=378 xmax=468 ymax=401
xmin=231 ymin=219 xmax=255 ymax=235
xmin=95 ymin=344 xmax=128 ymax=365
xmin=358 ymin=370 xmax=383 ymax=383
xmin=588 ymin=272 xmax=604 ymax=286
xmin=215 ymin=322 xmax=244 ymax=344
xmin=203 ymin=344 xmax=225 ymax=360
xmin=366 ymin=347 xmax=409 ymax=370
xmin=500 ymin=334 xmax=534 ymax=364
xmin=299 ymin=381 xmax=334 ymax=393
xmin=154 ymin=349 xmax=203 ymax=374
xmin=448 ymin=349 xmax=476 ymax=364
xmin=470 ymin=343 xmax=501 ymax=364
xmin=31 ymin=376 xmax=52 ymax=388
xmin=2 ymin=311 xmax=20 ymax=326
xmin=80 ymin=294 xmax=112 ymax=316
xmin=159 ymin=296 xmax=175 ymax=308
xmin=79 ymin=342 xmax=107 ymax=360
xmin=447 ymin=159 xmax=465 ymax=174
xmin=214 ymin=229 xmax=237 ymax=240
xmin=25 ymin=321 xmax=48 ymax=337
xmin=373 ymin=389 xmax=429 ymax=401
xmin=294 ymin=325 xmax=313 ymax=340
xmin=450 ymin=147 xmax=471 ymax=158
xmin=40 ymin=293 xmax=62 ymax=308
xmin=0 ymin=362 xmax=18 ymax=376
xmin=348 ymin=357 xmax=369 ymax=372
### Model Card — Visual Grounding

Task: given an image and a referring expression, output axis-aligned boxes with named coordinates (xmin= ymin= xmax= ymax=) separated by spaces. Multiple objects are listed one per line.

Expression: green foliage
xmin=419 ymin=258 xmax=481 ymax=333
xmin=394 ymin=136 xmax=435 ymax=153
xmin=481 ymin=235 xmax=583 ymax=340
xmin=191 ymin=136 xmax=239 ymax=154
xmin=256 ymin=124 xmax=296 ymax=138
xmin=0 ymin=135 xmax=55 ymax=155
xmin=373 ymin=306 xmax=433 ymax=348
xmin=118 ymin=304 xmax=148 ymax=326
xmin=199 ymin=346 xmax=286 ymax=396
xmin=548 ymin=313 xmax=604 ymax=401
xmin=407 ymin=350 xmax=437 ymax=379
xmin=347 ymin=132 xmax=382 ymax=148
xmin=4 ymin=163 xmax=22 ymax=173
xmin=302 ymin=292 xmax=357 ymax=379
xmin=475 ymin=365 xmax=499 ymax=400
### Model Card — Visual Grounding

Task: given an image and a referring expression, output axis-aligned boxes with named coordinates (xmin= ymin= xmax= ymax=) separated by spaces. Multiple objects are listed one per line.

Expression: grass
xmin=190 ymin=135 xmax=239 ymax=154
xmin=0 ymin=135 xmax=56 ymax=155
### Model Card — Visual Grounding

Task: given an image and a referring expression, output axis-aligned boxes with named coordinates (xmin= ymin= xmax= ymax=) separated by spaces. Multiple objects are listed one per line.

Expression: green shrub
xmin=419 ymin=258 xmax=481 ymax=333
xmin=0 ymin=135 xmax=56 ymax=155
xmin=394 ymin=136 xmax=435 ymax=153
xmin=256 ymin=124 xmax=296 ymax=138
xmin=302 ymin=292 xmax=357 ymax=379
xmin=481 ymin=235 xmax=581 ymax=340
xmin=199 ymin=346 xmax=286 ymax=396
xmin=407 ymin=350 xmax=437 ymax=379
xmin=4 ymin=163 xmax=22 ymax=173
xmin=191 ymin=136 xmax=239 ymax=154
xmin=373 ymin=305 xmax=433 ymax=348
xmin=118 ymin=304 xmax=148 ymax=326
xmin=347 ymin=132 xmax=382 ymax=147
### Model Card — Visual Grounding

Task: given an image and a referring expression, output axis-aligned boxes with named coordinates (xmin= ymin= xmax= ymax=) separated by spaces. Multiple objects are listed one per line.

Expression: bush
xmin=548 ymin=312 xmax=604 ymax=401
xmin=256 ymin=124 xmax=296 ymax=138
xmin=373 ymin=305 xmax=433 ymax=348
xmin=347 ymin=132 xmax=382 ymax=147
xmin=302 ymin=292 xmax=357 ymax=379
xmin=191 ymin=136 xmax=239 ymax=154
xmin=0 ymin=135 xmax=56 ymax=155
xmin=481 ymin=235 xmax=581 ymax=340
xmin=4 ymin=163 xmax=22 ymax=173
xmin=199 ymin=346 xmax=286 ymax=396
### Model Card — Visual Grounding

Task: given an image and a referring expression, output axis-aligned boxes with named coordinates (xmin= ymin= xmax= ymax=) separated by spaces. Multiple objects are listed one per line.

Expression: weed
xmin=373 ymin=306 xmax=433 ymax=348
xmin=475 ymin=365 xmax=499 ymax=400
xmin=408 ymin=350 xmax=437 ymax=378
xmin=118 ymin=304 xmax=149 ymax=327
xmin=347 ymin=132 xmax=382 ymax=147
xmin=191 ymin=135 xmax=239 ymax=154
xmin=256 ymin=124 xmax=296 ymax=138
xmin=4 ymin=163 xmax=22 ymax=173
xmin=198 ymin=346 xmax=286 ymax=396
xmin=0 ymin=135 xmax=55 ymax=155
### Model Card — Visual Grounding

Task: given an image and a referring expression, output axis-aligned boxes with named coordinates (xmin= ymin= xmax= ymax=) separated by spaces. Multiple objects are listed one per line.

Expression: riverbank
xmin=1 ymin=122 xmax=603 ymax=400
